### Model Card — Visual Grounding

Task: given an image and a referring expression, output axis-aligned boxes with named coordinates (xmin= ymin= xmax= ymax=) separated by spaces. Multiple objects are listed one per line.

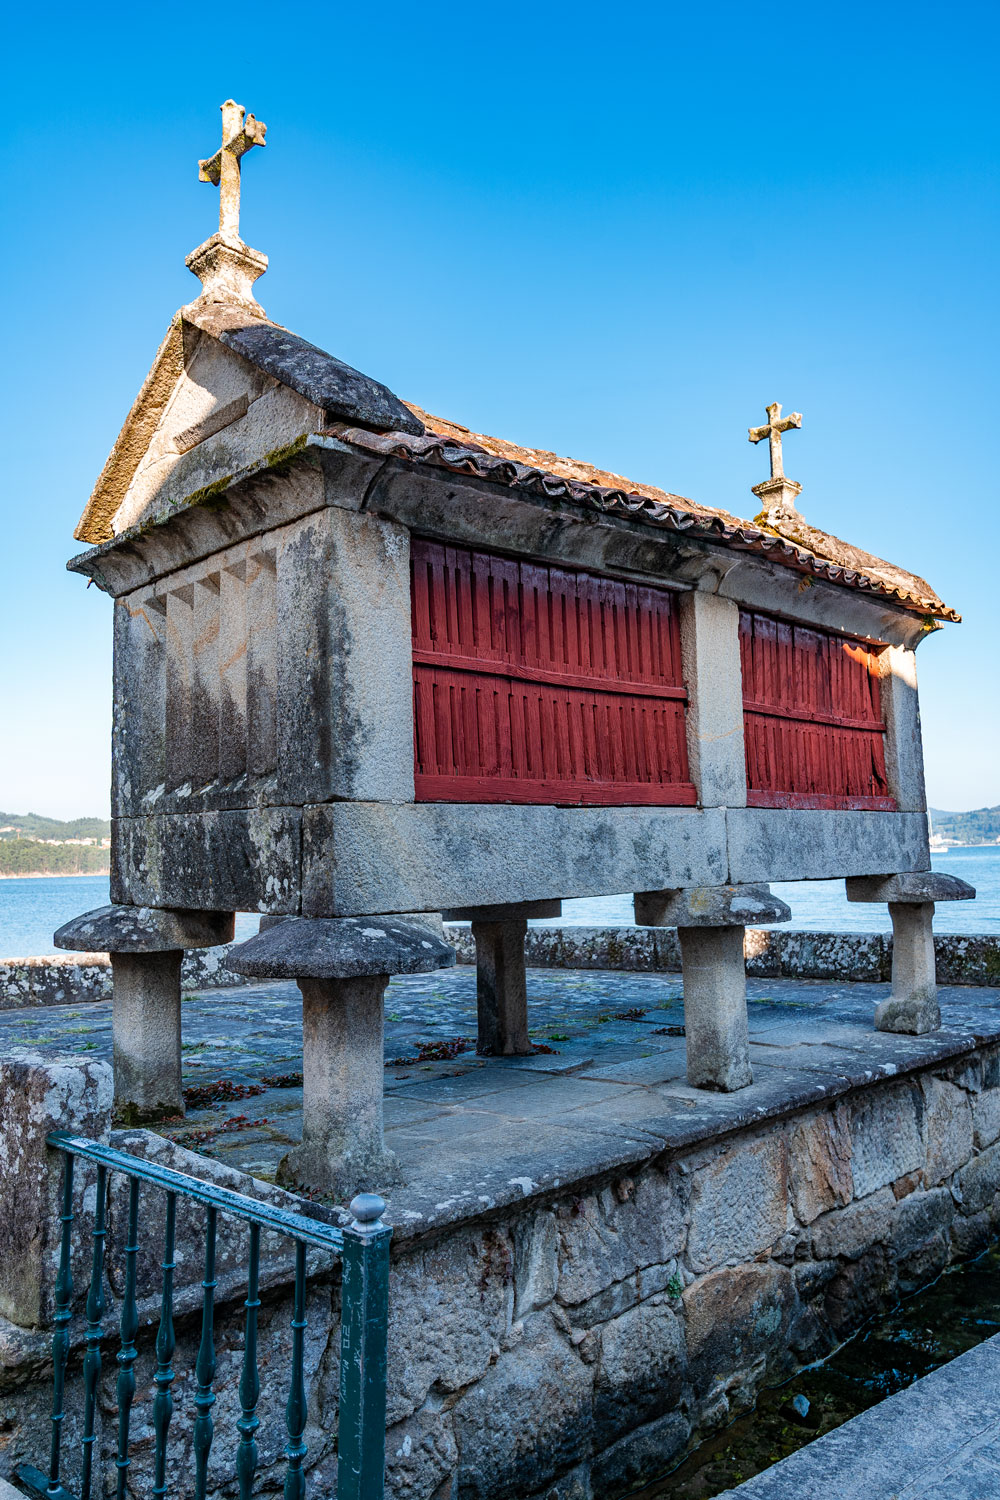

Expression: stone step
xmin=719 ymin=1331 xmax=1000 ymax=1499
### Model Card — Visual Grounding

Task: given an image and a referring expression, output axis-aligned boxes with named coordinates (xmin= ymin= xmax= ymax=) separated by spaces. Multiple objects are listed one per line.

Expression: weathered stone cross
xmin=748 ymin=402 xmax=802 ymax=480
xmin=198 ymin=99 xmax=267 ymax=242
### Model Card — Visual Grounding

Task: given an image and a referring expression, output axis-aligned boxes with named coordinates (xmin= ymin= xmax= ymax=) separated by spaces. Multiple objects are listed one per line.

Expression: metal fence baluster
xmin=284 ymin=1239 xmax=308 ymax=1500
xmin=236 ymin=1222 xmax=262 ymax=1500
xmin=115 ymin=1176 xmax=140 ymax=1500
xmin=80 ymin=1161 xmax=108 ymax=1500
xmin=46 ymin=1150 xmax=75 ymax=1500
xmin=193 ymin=1204 xmax=218 ymax=1500
xmin=336 ymin=1195 xmax=392 ymax=1500
xmin=31 ymin=1136 xmax=393 ymax=1500
xmin=152 ymin=1191 xmax=177 ymax=1500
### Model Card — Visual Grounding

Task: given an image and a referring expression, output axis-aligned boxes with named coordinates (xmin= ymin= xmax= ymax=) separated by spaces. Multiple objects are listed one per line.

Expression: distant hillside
xmin=0 ymin=811 xmax=111 ymax=842
xmin=930 ymin=805 xmax=1000 ymax=844
xmin=0 ymin=840 xmax=109 ymax=876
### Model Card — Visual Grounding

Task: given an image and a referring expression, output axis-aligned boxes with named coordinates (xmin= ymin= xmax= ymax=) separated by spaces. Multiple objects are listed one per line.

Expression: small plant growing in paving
xmin=666 ymin=1273 xmax=683 ymax=1299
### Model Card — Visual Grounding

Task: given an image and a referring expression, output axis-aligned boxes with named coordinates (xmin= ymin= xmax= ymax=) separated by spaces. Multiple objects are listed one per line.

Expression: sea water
xmin=1 ymin=847 xmax=997 ymax=960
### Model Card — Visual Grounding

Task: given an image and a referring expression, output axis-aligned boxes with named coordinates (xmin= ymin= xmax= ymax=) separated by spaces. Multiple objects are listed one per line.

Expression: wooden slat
xmin=740 ymin=607 xmax=894 ymax=811
xmin=410 ymin=542 xmax=692 ymax=805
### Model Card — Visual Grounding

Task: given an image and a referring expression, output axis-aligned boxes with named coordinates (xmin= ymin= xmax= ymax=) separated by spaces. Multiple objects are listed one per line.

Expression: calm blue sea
xmin=1 ymin=847 xmax=997 ymax=959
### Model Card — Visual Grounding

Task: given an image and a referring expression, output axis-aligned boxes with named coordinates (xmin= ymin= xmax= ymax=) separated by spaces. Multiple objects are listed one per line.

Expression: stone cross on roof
xmin=198 ymin=99 xmax=267 ymax=244
xmin=748 ymin=402 xmax=802 ymax=481
xmin=749 ymin=401 xmax=804 ymax=523
xmin=186 ymin=101 xmax=269 ymax=314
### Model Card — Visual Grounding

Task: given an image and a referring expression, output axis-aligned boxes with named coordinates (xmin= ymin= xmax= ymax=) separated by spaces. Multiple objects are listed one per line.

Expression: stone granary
xmin=57 ymin=102 xmax=973 ymax=1194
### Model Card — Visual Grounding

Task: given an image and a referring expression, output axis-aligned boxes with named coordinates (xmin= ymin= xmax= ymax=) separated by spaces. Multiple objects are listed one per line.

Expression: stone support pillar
xmin=0 ymin=1052 xmax=112 ymax=1327
xmin=442 ymin=901 xmax=562 ymax=1057
xmin=635 ymin=884 xmax=791 ymax=1092
xmin=847 ymin=872 xmax=976 ymax=1035
xmin=677 ymin=589 xmax=747 ymax=808
xmin=53 ymin=904 xmax=234 ymax=1121
xmin=677 ymin=926 xmax=753 ymax=1091
xmin=878 ymin=644 xmax=927 ymax=813
xmin=225 ymin=915 xmax=456 ymax=1198
xmin=111 ymin=951 xmax=184 ymax=1119
xmin=282 ymin=975 xmax=396 ymax=1195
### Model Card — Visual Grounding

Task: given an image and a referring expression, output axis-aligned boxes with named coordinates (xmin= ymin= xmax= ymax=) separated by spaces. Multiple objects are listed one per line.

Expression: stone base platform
xmin=3 ymin=968 xmax=1000 ymax=1500
xmin=719 ymin=1331 xmax=1000 ymax=1499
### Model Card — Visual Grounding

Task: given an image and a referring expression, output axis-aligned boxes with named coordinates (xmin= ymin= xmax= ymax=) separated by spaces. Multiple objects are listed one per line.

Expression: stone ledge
xmin=446 ymin=926 xmax=1000 ymax=988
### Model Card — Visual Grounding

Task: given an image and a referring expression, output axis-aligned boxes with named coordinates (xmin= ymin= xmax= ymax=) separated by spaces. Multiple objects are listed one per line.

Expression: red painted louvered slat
xmin=739 ymin=608 xmax=895 ymax=811
xmin=411 ymin=540 xmax=696 ymax=805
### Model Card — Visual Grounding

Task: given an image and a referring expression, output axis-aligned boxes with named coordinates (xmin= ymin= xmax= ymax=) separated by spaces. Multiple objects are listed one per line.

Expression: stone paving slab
xmin=718 ymin=1331 xmax=1000 ymax=1499
xmin=0 ymin=967 xmax=997 ymax=1231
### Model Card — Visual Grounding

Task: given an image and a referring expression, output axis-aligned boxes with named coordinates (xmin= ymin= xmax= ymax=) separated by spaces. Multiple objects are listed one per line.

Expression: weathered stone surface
xmin=386 ymin=1227 xmax=513 ymax=1424
xmin=921 ymin=1076 xmax=973 ymax=1184
xmin=878 ymin=901 xmax=940 ymax=1036
xmin=726 ymin=809 xmax=931 ymax=884
xmin=592 ymin=1295 xmax=685 ymax=1443
xmin=590 ymin=1411 xmax=691 ymax=1500
xmin=226 ymin=916 xmax=455 ymax=979
xmin=471 ymin=918 xmax=532 ymax=1056
xmin=959 ymin=1141 xmax=1000 ymax=1215
xmin=895 ymin=1186 xmax=954 ymax=1257
xmin=823 ymin=1243 xmax=897 ymax=1336
xmin=112 ymin=807 xmax=301 ymax=913
xmin=452 ymin=1317 xmax=594 ymax=1499
xmin=279 ymin=975 xmax=400 ymax=1198
xmin=212 ymin=317 xmax=424 ymax=434
xmin=54 ymin=903 xmax=234 ymax=953
xmin=678 ymin=589 xmax=746 ymax=809
xmin=301 ymin=803 xmax=728 ymax=916
xmin=514 ymin=1211 xmax=559 ymax=1320
xmin=972 ymin=1087 xmax=1000 ymax=1150
xmin=444 ymin=901 xmax=562 ymax=922
xmin=0 ymin=1052 xmax=112 ymax=1327
xmin=811 ymin=1187 xmax=895 ymax=1261
xmin=846 ymin=871 xmax=976 ymax=904
xmin=111 ymin=950 xmax=184 ymax=1119
xmin=678 ymin=925 xmax=753 ymax=1091
xmin=555 ymin=1172 xmax=686 ymax=1308
xmin=635 ymin=885 xmax=790 ymax=928
xmin=683 ymin=1263 xmax=796 ymax=1394
xmin=385 ymin=1408 xmax=459 ymax=1500
xmin=788 ymin=1105 xmax=853 ymax=1225
xmin=849 ymin=1082 xmax=924 ymax=1197
xmin=0 ymin=955 xmax=112 ymax=1007
xmin=688 ymin=1134 xmax=788 ymax=1270
xmin=449 ymin=924 xmax=1000 ymax=988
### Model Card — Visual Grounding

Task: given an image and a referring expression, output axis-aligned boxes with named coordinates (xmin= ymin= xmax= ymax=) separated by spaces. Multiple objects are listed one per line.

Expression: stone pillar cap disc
xmin=637 ymin=884 xmax=792 ymax=928
xmin=54 ymin=904 xmax=235 ymax=953
xmin=845 ymin=872 xmax=976 ymax=904
xmin=225 ymin=916 xmax=457 ymax=979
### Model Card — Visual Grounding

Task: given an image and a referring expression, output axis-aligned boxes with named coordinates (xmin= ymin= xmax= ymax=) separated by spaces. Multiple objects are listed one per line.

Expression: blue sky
xmin=2 ymin=1 xmax=997 ymax=819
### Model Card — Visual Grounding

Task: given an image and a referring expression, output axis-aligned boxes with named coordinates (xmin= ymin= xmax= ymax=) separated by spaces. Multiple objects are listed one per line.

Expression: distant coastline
xmin=0 ymin=869 xmax=110 ymax=880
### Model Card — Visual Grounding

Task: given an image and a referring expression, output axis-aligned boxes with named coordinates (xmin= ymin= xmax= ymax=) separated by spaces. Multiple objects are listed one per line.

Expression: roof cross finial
xmin=748 ymin=402 xmax=804 ymax=524
xmin=748 ymin=402 xmax=802 ymax=481
xmin=185 ymin=101 xmax=269 ymax=315
xmin=198 ymin=99 xmax=267 ymax=244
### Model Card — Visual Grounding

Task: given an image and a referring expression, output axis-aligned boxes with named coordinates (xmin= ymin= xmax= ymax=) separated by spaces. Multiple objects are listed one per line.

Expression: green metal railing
xmin=16 ymin=1133 xmax=392 ymax=1500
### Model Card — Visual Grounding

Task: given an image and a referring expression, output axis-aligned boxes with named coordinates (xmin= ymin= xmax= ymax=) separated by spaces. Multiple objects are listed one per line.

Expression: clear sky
xmin=1 ymin=1 xmax=996 ymax=820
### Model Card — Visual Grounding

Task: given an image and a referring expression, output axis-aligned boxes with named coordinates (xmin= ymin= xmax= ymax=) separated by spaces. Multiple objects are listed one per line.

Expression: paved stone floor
xmin=718 ymin=1330 xmax=1000 ymax=1499
xmin=3 ymin=967 xmax=1000 ymax=1227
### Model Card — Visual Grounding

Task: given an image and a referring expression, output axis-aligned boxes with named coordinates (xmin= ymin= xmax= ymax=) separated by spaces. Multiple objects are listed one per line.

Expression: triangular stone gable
xmin=75 ymin=305 xmax=423 ymax=544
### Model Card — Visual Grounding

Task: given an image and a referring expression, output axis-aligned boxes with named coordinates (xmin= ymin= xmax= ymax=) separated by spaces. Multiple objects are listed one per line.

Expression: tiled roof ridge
xmin=330 ymin=411 xmax=959 ymax=623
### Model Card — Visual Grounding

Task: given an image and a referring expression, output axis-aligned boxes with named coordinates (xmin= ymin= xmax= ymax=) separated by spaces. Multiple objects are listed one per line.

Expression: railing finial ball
xmin=349 ymin=1193 xmax=386 ymax=1225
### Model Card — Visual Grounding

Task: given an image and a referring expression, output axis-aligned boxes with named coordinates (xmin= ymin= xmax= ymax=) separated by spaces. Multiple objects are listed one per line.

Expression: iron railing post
xmin=336 ymin=1193 xmax=392 ymax=1500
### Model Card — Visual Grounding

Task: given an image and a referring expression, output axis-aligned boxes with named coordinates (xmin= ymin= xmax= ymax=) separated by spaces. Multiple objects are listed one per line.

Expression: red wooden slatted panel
xmin=411 ymin=538 xmax=695 ymax=806
xmin=739 ymin=607 xmax=895 ymax=811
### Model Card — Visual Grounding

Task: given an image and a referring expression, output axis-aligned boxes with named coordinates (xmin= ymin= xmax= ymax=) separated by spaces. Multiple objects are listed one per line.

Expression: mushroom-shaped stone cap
xmin=225 ymin=916 xmax=456 ymax=980
xmin=54 ymin=904 xmax=235 ymax=953
xmin=846 ymin=872 xmax=976 ymax=904
xmin=634 ymin=884 xmax=792 ymax=928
